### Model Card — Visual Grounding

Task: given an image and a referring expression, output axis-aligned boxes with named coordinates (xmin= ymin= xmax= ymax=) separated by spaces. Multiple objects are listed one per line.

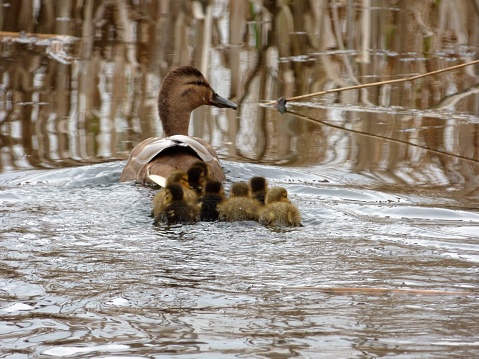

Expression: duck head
xmin=158 ymin=66 xmax=237 ymax=136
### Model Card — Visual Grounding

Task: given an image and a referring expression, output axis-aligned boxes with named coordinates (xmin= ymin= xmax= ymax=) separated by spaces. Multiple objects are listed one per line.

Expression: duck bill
xmin=209 ymin=92 xmax=237 ymax=110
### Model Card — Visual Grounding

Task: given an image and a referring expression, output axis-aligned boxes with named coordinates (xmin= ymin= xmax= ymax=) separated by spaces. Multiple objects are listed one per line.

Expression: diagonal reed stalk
xmin=264 ymin=59 xmax=479 ymax=106
xmin=284 ymin=108 xmax=479 ymax=164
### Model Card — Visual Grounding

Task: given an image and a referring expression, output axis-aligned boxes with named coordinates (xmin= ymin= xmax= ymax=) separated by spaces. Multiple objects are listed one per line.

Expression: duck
xmin=153 ymin=184 xmax=200 ymax=225
xmin=249 ymin=176 xmax=268 ymax=205
xmin=187 ymin=163 xmax=207 ymax=196
xmin=258 ymin=187 xmax=302 ymax=227
xmin=120 ymin=66 xmax=237 ymax=186
xmin=189 ymin=160 xmax=211 ymax=180
xmin=151 ymin=170 xmax=197 ymax=218
xmin=198 ymin=180 xmax=225 ymax=221
xmin=217 ymin=181 xmax=261 ymax=222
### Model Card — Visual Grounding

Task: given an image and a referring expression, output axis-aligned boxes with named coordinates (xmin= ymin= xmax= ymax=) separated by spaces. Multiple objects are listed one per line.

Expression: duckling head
xmin=230 ymin=181 xmax=250 ymax=198
xmin=187 ymin=165 xmax=207 ymax=190
xmin=204 ymin=180 xmax=224 ymax=197
xmin=166 ymin=170 xmax=189 ymax=189
xmin=250 ymin=176 xmax=268 ymax=193
xmin=190 ymin=160 xmax=211 ymax=180
xmin=164 ymin=184 xmax=185 ymax=203
xmin=265 ymin=187 xmax=290 ymax=205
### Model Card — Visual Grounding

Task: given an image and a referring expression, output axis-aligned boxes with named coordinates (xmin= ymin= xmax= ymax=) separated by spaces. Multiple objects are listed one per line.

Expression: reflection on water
xmin=0 ymin=0 xmax=478 ymax=198
xmin=1 ymin=0 xmax=479 ymax=357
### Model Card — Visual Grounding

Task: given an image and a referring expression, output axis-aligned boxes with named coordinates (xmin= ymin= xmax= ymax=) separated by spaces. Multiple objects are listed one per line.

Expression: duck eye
xmin=195 ymin=80 xmax=203 ymax=86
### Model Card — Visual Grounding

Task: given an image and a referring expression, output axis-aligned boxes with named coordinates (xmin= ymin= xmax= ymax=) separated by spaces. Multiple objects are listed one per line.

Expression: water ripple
xmin=1 ymin=161 xmax=478 ymax=357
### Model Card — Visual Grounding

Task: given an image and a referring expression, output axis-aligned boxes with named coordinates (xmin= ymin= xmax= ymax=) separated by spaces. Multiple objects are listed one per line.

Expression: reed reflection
xmin=0 ymin=0 xmax=478 ymax=197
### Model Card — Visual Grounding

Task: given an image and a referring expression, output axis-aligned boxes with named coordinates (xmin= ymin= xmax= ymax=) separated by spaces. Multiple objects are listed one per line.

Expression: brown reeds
xmin=266 ymin=59 xmax=479 ymax=108
xmin=0 ymin=0 xmax=478 ymax=197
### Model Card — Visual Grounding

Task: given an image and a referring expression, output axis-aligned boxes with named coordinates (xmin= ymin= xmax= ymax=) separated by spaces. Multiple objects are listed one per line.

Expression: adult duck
xmin=120 ymin=66 xmax=237 ymax=185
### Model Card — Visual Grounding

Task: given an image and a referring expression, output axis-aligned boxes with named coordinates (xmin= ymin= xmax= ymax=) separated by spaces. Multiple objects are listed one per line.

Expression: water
xmin=1 ymin=160 xmax=478 ymax=358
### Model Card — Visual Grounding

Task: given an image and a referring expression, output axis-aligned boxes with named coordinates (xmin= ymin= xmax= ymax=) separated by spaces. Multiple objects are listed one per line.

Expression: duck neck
xmin=159 ymin=99 xmax=192 ymax=136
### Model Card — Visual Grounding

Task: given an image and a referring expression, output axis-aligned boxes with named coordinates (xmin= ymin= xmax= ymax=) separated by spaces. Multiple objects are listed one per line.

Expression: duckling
xmin=258 ymin=187 xmax=302 ymax=227
xmin=198 ymin=180 xmax=225 ymax=221
xmin=120 ymin=66 xmax=237 ymax=185
xmin=217 ymin=182 xmax=261 ymax=222
xmin=151 ymin=170 xmax=197 ymax=218
xmin=249 ymin=176 xmax=268 ymax=205
xmin=187 ymin=164 xmax=207 ymax=196
xmin=153 ymin=184 xmax=200 ymax=225
xmin=190 ymin=160 xmax=211 ymax=181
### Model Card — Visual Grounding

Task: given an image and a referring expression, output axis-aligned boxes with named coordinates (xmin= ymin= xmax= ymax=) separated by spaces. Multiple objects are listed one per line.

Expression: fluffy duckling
xmin=120 ymin=66 xmax=237 ymax=185
xmin=217 ymin=181 xmax=261 ymax=222
xmin=153 ymin=184 xmax=200 ymax=225
xmin=198 ymin=180 xmax=225 ymax=221
xmin=187 ymin=164 xmax=207 ymax=196
xmin=190 ymin=160 xmax=211 ymax=180
xmin=151 ymin=170 xmax=197 ymax=218
xmin=249 ymin=176 xmax=268 ymax=205
xmin=258 ymin=187 xmax=302 ymax=227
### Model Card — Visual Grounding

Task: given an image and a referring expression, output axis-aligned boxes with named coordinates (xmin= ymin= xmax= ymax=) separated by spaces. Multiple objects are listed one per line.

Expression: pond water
xmin=1 ymin=160 xmax=479 ymax=358
xmin=1 ymin=1 xmax=479 ymax=358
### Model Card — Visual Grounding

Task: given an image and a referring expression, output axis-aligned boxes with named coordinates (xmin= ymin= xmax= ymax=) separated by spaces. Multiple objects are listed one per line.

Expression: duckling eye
xmin=195 ymin=80 xmax=203 ymax=86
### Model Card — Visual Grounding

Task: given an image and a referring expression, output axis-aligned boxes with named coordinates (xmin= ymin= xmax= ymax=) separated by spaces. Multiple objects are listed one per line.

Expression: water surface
xmin=1 ymin=161 xmax=479 ymax=357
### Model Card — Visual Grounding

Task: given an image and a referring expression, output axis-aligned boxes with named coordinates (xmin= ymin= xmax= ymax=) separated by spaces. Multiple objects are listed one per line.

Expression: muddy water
xmin=1 ymin=160 xmax=478 ymax=358
xmin=1 ymin=0 xmax=479 ymax=357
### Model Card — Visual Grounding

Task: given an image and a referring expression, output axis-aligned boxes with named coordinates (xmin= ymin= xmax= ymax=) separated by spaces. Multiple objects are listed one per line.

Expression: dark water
xmin=2 ymin=0 xmax=479 ymax=357
xmin=1 ymin=160 xmax=479 ymax=358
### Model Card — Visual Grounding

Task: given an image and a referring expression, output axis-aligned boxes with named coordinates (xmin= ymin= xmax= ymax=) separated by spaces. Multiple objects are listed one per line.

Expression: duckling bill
xmin=120 ymin=66 xmax=237 ymax=185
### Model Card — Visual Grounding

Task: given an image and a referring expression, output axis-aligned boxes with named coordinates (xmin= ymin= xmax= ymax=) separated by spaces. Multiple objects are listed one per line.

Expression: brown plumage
xmin=258 ymin=187 xmax=302 ymax=227
xmin=151 ymin=170 xmax=197 ymax=218
xmin=153 ymin=184 xmax=200 ymax=225
xmin=249 ymin=176 xmax=268 ymax=205
xmin=120 ymin=66 xmax=237 ymax=185
xmin=217 ymin=182 xmax=261 ymax=222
